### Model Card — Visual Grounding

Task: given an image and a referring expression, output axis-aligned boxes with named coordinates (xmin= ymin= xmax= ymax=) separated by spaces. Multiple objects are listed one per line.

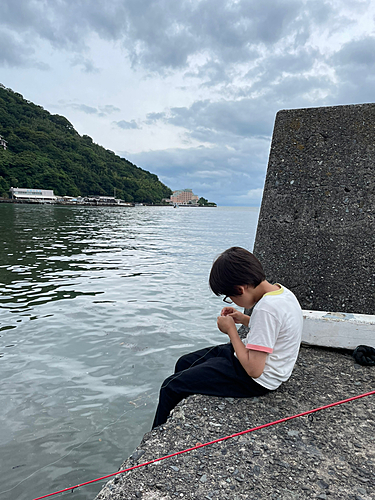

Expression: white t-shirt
xmin=244 ymin=284 xmax=303 ymax=390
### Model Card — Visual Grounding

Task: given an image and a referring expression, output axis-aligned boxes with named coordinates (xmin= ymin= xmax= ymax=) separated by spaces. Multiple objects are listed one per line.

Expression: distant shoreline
xmin=0 ymin=198 xmax=217 ymax=207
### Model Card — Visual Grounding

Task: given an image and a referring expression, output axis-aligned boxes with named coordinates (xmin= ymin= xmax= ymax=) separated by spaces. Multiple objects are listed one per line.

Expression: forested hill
xmin=0 ymin=85 xmax=172 ymax=203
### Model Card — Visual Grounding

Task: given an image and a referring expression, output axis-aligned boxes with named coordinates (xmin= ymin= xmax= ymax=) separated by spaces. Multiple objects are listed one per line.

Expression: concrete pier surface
xmin=94 ymin=345 xmax=374 ymax=500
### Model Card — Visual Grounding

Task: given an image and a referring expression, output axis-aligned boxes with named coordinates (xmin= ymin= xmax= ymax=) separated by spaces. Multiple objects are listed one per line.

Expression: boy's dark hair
xmin=209 ymin=247 xmax=265 ymax=297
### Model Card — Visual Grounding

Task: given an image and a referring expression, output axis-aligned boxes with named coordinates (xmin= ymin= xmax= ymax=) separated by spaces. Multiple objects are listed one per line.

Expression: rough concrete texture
xmin=253 ymin=104 xmax=375 ymax=315
xmin=94 ymin=346 xmax=374 ymax=500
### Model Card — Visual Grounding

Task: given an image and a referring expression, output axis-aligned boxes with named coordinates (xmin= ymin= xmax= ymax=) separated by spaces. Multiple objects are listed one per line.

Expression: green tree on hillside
xmin=0 ymin=85 xmax=172 ymax=202
xmin=198 ymin=197 xmax=217 ymax=206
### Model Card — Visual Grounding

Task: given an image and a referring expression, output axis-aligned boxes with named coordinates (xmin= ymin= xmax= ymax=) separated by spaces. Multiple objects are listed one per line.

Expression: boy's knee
xmin=175 ymin=353 xmax=191 ymax=373
xmin=159 ymin=376 xmax=183 ymax=403
xmin=160 ymin=373 xmax=178 ymax=392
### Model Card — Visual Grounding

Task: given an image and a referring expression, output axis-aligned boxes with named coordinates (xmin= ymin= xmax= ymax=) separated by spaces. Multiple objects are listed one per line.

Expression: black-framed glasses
xmin=223 ymin=296 xmax=233 ymax=304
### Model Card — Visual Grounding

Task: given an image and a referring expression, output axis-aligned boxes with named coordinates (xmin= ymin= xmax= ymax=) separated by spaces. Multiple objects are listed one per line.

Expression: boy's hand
xmin=221 ymin=307 xmax=249 ymax=327
xmin=217 ymin=315 xmax=236 ymax=336
xmin=221 ymin=306 xmax=237 ymax=316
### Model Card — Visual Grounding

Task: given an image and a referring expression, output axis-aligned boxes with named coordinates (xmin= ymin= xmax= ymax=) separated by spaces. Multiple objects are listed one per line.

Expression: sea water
xmin=0 ymin=204 xmax=259 ymax=500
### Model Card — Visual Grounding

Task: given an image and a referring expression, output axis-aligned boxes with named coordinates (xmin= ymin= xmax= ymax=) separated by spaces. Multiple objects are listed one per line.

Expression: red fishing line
xmin=33 ymin=390 xmax=375 ymax=500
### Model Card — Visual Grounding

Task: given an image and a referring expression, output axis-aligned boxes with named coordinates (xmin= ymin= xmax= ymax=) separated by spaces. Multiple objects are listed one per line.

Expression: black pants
xmin=152 ymin=343 xmax=270 ymax=429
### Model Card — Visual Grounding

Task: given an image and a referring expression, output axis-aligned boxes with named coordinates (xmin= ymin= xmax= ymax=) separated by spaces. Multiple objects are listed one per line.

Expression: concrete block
xmin=302 ymin=310 xmax=375 ymax=349
xmin=254 ymin=104 xmax=375 ymax=315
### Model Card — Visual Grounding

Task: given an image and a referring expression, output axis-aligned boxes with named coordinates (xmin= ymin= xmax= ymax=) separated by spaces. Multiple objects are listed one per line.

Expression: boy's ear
xmin=235 ymin=285 xmax=245 ymax=295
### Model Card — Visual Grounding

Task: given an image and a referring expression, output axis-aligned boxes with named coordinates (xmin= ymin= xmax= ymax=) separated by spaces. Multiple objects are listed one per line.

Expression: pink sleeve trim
xmin=246 ymin=344 xmax=273 ymax=354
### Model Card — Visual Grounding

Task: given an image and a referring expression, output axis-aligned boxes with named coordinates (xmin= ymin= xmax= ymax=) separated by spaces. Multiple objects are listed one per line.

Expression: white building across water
xmin=9 ymin=187 xmax=57 ymax=203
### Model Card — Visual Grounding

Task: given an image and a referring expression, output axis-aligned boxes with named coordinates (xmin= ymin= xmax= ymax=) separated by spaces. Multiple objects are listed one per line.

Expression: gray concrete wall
xmin=253 ymin=104 xmax=375 ymax=315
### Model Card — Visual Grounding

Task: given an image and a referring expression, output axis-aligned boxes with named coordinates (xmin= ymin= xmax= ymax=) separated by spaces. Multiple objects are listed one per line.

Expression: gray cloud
xmin=328 ymin=36 xmax=375 ymax=104
xmin=0 ymin=0 xmax=361 ymax=74
xmin=333 ymin=36 xmax=375 ymax=67
xmin=1 ymin=0 xmax=42 ymax=31
xmin=259 ymin=74 xmax=334 ymax=107
xmin=145 ymin=112 xmax=166 ymax=123
xmin=72 ymin=104 xmax=98 ymax=114
xmin=58 ymin=101 xmax=121 ymax=116
xmin=100 ymin=104 xmax=121 ymax=114
xmin=121 ymin=0 xmax=313 ymax=72
xmin=0 ymin=0 xmax=87 ymax=52
xmin=167 ymin=98 xmax=275 ymax=142
xmin=71 ymin=55 xmax=100 ymax=73
xmin=185 ymin=59 xmax=239 ymax=87
xmin=114 ymin=119 xmax=140 ymax=130
xmin=253 ymin=46 xmax=322 ymax=81
xmin=0 ymin=29 xmax=45 ymax=68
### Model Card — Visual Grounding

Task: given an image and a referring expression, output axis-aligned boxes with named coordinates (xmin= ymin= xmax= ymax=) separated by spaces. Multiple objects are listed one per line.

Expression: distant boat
xmin=174 ymin=203 xmax=178 ymax=208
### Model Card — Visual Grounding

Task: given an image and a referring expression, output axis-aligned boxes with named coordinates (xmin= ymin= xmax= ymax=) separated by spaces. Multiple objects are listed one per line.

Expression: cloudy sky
xmin=1 ymin=0 xmax=375 ymax=205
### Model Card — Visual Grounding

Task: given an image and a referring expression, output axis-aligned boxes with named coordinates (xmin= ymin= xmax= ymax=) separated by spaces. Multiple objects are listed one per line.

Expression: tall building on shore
xmin=168 ymin=189 xmax=199 ymax=204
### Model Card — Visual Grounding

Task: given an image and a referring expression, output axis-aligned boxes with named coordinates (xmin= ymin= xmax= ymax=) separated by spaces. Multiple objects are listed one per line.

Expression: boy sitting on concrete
xmin=152 ymin=246 xmax=303 ymax=429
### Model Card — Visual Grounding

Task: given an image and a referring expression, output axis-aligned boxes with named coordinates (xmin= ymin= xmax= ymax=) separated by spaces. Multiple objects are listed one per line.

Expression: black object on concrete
xmin=253 ymin=104 xmax=375 ymax=315
xmin=353 ymin=345 xmax=375 ymax=366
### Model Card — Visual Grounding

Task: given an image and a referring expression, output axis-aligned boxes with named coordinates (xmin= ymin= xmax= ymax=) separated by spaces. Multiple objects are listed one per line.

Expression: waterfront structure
xmin=0 ymin=135 xmax=7 ymax=150
xmin=9 ymin=187 xmax=57 ymax=202
xmin=8 ymin=189 xmax=133 ymax=205
xmin=167 ymin=189 xmax=199 ymax=205
xmin=84 ymin=195 xmax=129 ymax=205
xmin=57 ymin=196 xmax=85 ymax=204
